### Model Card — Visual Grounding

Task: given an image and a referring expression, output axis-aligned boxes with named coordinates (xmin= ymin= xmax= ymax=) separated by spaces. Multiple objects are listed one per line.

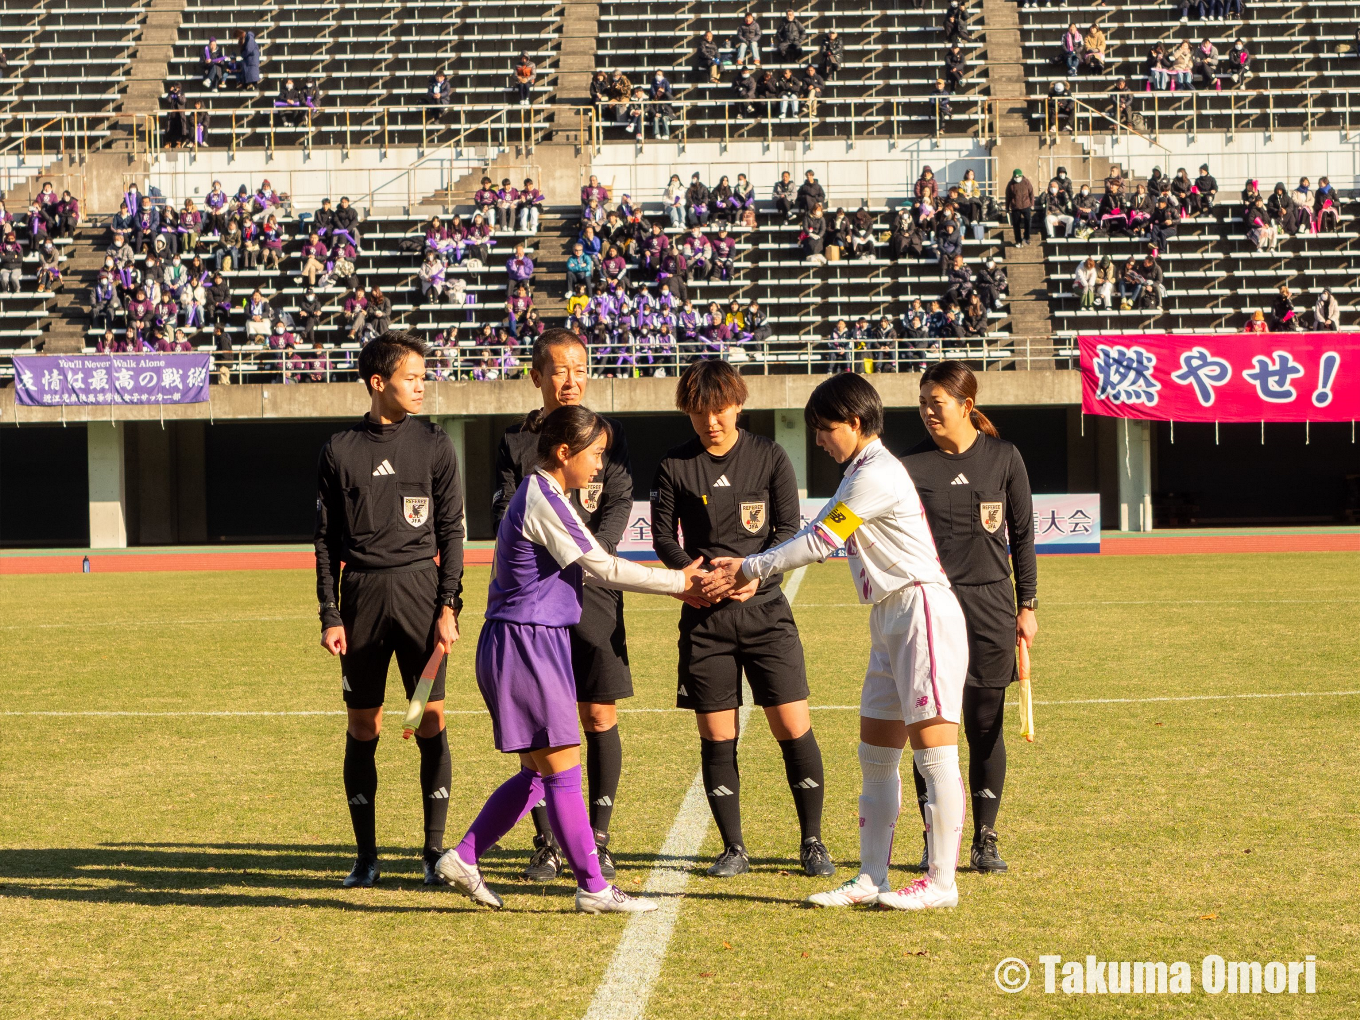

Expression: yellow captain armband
xmin=819 ymin=501 xmax=863 ymax=542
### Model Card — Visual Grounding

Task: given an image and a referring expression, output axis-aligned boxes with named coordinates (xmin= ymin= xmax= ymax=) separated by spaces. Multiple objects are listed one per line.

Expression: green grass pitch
xmin=1 ymin=554 xmax=1357 ymax=1018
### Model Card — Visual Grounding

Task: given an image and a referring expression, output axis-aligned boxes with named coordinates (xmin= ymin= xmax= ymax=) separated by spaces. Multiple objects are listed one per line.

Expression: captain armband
xmin=818 ymin=501 xmax=863 ymax=543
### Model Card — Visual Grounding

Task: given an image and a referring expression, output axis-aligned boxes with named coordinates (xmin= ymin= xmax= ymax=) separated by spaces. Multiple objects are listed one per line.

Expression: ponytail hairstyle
xmin=920 ymin=360 xmax=999 ymax=438
xmin=535 ymin=404 xmax=612 ymax=468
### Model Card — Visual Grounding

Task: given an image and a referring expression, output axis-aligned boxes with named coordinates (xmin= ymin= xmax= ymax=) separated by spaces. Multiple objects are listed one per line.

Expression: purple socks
xmin=542 ymin=766 xmax=608 ymax=893
xmin=456 ymin=767 xmax=542 ymax=865
xmin=454 ymin=764 xmax=608 ymax=894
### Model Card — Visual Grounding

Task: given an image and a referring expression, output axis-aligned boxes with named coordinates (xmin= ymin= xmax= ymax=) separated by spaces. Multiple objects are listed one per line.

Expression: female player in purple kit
xmin=436 ymin=405 xmax=709 ymax=913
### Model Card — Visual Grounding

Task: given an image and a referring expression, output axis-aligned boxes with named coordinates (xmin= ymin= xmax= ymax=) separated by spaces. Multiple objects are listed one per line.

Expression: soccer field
xmin=1 ymin=554 xmax=1357 ymax=1019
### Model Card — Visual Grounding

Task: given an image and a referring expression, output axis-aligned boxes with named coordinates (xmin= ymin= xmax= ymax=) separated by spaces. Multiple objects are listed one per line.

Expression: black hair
xmin=804 ymin=372 xmax=884 ymax=437
xmin=536 ymin=405 xmax=612 ymax=467
xmin=530 ymin=326 xmax=589 ymax=375
xmin=357 ymin=330 xmax=426 ymax=393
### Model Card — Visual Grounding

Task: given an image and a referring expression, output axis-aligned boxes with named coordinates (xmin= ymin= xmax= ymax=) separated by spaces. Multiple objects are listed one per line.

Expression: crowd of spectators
xmin=0 ymin=183 xmax=81 ymax=296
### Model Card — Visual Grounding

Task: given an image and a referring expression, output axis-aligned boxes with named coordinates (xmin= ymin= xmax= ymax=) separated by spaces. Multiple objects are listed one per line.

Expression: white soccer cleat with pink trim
xmin=805 ymin=872 xmax=885 ymax=908
xmin=877 ymin=876 xmax=958 ymax=911
xmin=575 ymin=884 xmax=659 ymax=914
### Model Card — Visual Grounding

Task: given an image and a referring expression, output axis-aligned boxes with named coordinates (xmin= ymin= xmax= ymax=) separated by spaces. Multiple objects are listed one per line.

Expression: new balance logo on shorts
xmin=372 ymin=459 xmax=395 ymax=476
xmin=593 ymin=795 xmax=613 ymax=807
xmin=712 ymin=474 xmax=731 ymax=487
xmin=950 ymin=473 xmax=969 ymax=485
xmin=428 ymin=787 xmax=449 ymax=800
xmin=348 ymin=794 xmax=369 ymax=806
xmin=708 ymin=785 xmax=735 ymax=797
xmin=794 ymin=777 xmax=820 ymax=790
xmin=916 ymin=695 xmax=929 ymax=707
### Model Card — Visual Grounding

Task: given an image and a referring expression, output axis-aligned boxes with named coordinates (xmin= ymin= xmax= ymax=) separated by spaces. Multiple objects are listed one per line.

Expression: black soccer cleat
xmin=595 ymin=833 xmax=617 ymax=881
xmin=423 ymin=851 xmax=448 ymax=886
xmin=342 ymin=854 xmax=380 ymax=888
xmin=706 ymin=843 xmax=751 ymax=878
xmin=912 ymin=831 xmax=930 ymax=872
xmin=800 ymin=837 xmax=836 ymax=878
xmin=971 ymin=826 xmax=1009 ymax=873
xmin=523 ymin=833 xmax=563 ymax=882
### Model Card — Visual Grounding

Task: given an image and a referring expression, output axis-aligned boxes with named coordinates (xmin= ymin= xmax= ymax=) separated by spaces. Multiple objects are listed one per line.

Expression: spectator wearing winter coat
xmin=1072 ymin=256 xmax=1098 ymax=308
xmin=976 ymin=257 xmax=1008 ymax=308
xmin=1227 ymin=38 xmax=1250 ymax=87
xmin=774 ymin=10 xmax=805 ymax=61
xmin=735 ymin=13 xmax=763 ymax=67
xmin=695 ymin=31 xmax=722 ymax=83
xmin=1193 ymin=39 xmax=1219 ymax=87
xmin=1005 ymin=168 xmax=1035 ymax=245
xmin=202 ymin=37 xmax=229 ymax=89
xmin=649 ymin=71 xmax=676 ymax=138
xmin=1271 ymin=283 xmax=1299 ymax=331
xmin=686 ymin=173 xmax=712 ymax=225
xmin=566 ymin=242 xmax=594 ymax=296
xmin=796 ymin=170 xmax=825 ymax=214
xmin=518 ymin=179 xmax=544 ymax=232
xmin=1083 ymin=25 xmax=1107 ymax=74
xmin=1191 ymin=164 xmax=1217 ymax=214
xmin=235 ymin=30 xmax=261 ymax=88
xmin=1314 ymin=288 xmax=1340 ymax=330
xmin=775 ymin=68 xmax=801 ymax=118
xmin=1043 ymin=184 xmax=1075 ymax=237
xmin=332 ymin=197 xmax=361 ymax=251
xmin=0 ymin=231 xmax=22 ymax=293
xmin=1062 ymin=24 xmax=1082 ymax=76
xmin=512 ymin=51 xmax=536 ymax=106
xmin=427 ymin=70 xmax=452 ymax=105
xmin=802 ymin=202 xmax=826 ymax=259
xmin=817 ymin=31 xmax=843 ymax=79
xmin=915 ymin=166 xmax=940 ymax=205
xmin=505 ymin=241 xmax=535 ymax=297
xmin=943 ymin=42 xmax=966 ymax=90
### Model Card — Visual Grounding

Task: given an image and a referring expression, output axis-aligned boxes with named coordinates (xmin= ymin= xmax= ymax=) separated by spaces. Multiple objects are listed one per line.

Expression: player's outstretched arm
xmin=577 ymin=548 xmax=711 ymax=602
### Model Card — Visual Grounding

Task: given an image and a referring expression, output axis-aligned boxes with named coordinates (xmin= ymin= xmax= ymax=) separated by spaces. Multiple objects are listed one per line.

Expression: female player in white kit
xmin=707 ymin=373 xmax=969 ymax=910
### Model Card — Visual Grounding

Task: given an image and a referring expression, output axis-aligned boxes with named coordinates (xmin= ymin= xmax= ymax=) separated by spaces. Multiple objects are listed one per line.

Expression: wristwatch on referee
xmin=440 ymin=595 xmax=463 ymax=614
xmin=1019 ymin=597 xmax=1038 ymax=612
xmin=318 ymin=600 xmax=338 ymax=619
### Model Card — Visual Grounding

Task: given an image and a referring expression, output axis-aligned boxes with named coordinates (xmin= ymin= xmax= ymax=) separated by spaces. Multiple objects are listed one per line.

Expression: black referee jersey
xmin=902 ymin=432 xmax=1036 ymax=688
xmin=651 ymin=428 xmax=802 ymax=603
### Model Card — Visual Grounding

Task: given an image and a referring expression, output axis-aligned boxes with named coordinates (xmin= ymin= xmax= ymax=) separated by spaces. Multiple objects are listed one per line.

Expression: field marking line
xmin=580 ymin=565 xmax=807 ymax=1020
xmin=785 ymin=598 xmax=1360 ymax=608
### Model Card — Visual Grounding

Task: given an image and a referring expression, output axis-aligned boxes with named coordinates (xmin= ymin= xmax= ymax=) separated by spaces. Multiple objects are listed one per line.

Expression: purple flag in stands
xmin=12 ymin=354 xmax=212 ymax=406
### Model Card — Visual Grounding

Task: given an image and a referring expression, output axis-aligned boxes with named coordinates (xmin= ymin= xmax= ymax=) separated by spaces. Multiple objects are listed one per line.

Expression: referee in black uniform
xmin=316 ymin=331 xmax=465 ymax=888
xmin=493 ymin=327 xmax=634 ymax=882
xmin=652 ymin=359 xmax=835 ymax=879
xmin=901 ymin=361 xmax=1037 ymax=874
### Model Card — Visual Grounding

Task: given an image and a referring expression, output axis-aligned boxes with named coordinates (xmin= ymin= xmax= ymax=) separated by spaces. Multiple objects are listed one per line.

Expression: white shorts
xmin=860 ymin=582 xmax=968 ymax=726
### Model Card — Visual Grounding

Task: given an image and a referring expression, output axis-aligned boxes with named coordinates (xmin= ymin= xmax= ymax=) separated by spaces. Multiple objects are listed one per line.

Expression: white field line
xmin=579 ymin=565 xmax=806 ymax=1020
xmin=6 ymin=688 xmax=1360 ymax=720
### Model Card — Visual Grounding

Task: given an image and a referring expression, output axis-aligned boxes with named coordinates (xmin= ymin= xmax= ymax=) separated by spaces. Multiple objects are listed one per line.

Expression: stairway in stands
xmin=44 ymin=225 xmax=107 ymax=353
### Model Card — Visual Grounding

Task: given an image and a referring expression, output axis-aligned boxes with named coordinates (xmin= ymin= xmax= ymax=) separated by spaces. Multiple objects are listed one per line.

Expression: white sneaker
xmin=877 ymin=876 xmax=958 ymax=911
xmin=806 ymin=872 xmax=884 ymax=908
xmin=435 ymin=850 xmax=504 ymax=909
xmin=575 ymin=884 xmax=659 ymax=914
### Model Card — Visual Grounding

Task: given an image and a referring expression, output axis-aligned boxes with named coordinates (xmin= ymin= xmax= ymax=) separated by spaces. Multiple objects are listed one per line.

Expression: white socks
xmin=915 ymin=745 xmax=965 ymax=890
xmin=857 ymin=742 xmax=902 ymax=890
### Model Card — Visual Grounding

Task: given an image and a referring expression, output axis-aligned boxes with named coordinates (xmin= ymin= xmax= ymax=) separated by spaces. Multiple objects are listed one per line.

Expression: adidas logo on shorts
xmin=678 ymin=684 xmax=688 ymax=696
xmin=428 ymin=787 xmax=449 ymax=800
xmin=794 ymin=777 xmax=820 ymax=790
xmin=950 ymin=473 xmax=969 ymax=485
xmin=341 ymin=676 xmax=352 ymax=692
xmin=708 ymin=785 xmax=735 ymax=797
xmin=372 ymin=459 xmax=396 ymax=477
xmin=348 ymin=794 xmax=369 ymax=806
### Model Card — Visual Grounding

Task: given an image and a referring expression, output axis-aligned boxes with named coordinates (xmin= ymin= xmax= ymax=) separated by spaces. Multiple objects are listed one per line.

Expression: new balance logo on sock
xmin=428 ymin=787 xmax=449 ymax=800
xmin=348 ymin=794 xmax=369 ymax=806
xmin=975 ymin=788 xmax=997 ymax=799
xmin=708 ymin=785 xmax=735 ymax=797
xmin=372 ymin=459 xmax=395 ymax=476
xmin=794 ymin=777 xmax=821 ymax=790
xmin=712 ymin=474 xmax=731 ymax=487
xmin=950 ymin=473 xmax=969 ymax=485
xmin=593 ymin=795 xmax=613 ymax=807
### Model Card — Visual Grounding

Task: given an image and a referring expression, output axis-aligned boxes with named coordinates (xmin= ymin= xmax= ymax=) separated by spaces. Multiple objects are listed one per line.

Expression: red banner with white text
xmin=1078 ymin=333 xmax=1357 ymax=422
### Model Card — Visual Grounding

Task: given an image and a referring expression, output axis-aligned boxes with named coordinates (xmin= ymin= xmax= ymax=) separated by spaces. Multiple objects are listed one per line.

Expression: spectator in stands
xmin=734 ymin=13 xmax=763 ymax=68
xmin=275 ymin=78 xmax=304 ymax=125
xmin=1047 ymin=81 xmax=1073 ymax=133
xmin=495 ymin=178 xmax=519 ymax=231
xmin=650 ymin=70 xmax=676 ymax=138
xmin=686 ymin=173 xmax=711 ymax=225
xmin=1170 ymin=168 xmax=1193 ymax=212
xmin=1314 ymin=178 xmax=1339 ymax=233
xmin=623 ymin=87 xmax=648 ymax=136
xmin=1005 ymin=168 xmax=1034 ymax=246
xmin=1170 ymin=42 xmax=1193 ymax=89
xmin=506 ymin=241 xmax=534 ymax=298
xmin=1083 ymin=24 xmax=1107 ymax=75
xmin=1072 ymin=256 xmax=1098 ymax=308
xmin=1268 ymin=181 xmax=1306 ymax=234
xmin=1073 ymin=183 xmax=1098 ymax=233
xmin=775 ymin=68 xmax=800 ymax=119
xmin=1149 ymin=196 xmax=1178 ymax=248
xmin=1314 ymin=288 xmax=1340 ymax=330
xmin=695 ymin=31 xmax=722 ymax=83
xmin=976 ymin=256 xmax=1007 ymax=308
xmin=930 ymin=78 xmax=953 ymax=121
xmin=914 ymin=166 xmax=939 ymax=206
xmin=581 ymin=174 xmax=608 ymax=215
xmin=801 ymin=65 xmax=825 ymax=116
xmin=425 ymin=69 xmax=452 ymax=107
xmin=54 ymin=191 xmax=80 ymax=238
xmin=1090 ymin=254 xmax=1116 ymax=309
xmin=775 ymin=10 xmax=806 ymax=62
xmin=518 ymin=179 xmax=544 ymax=233
xmin=769 ymin=170 xmax=794 ymax=220
xmin=944 ymin=42 xmax=967 ymax=91
xmin=1043 ymin=181 xmax=1075 ymax=237
xmin=0 ymin=230 xmax=21 ymax=294
xmin=1145 ymin=43 xmax=1169 ymax=90
xmin=27 ymin=200 xmax=53 ymax=254
xmin=941 ymin=254 xmax=973 ymax=306
xmin=1191 ymin=164 xmax=1217 ymax=214
xmin=935 ymin=213 xmax=963 ymax=268
xmin=1193 ymin=38 xmax=1219 ymax=88
xmin=1050 ymin=166 xmax=1073 ymax=201
xmin=817 ymin=30 xmax=842 ymax=80
xmin=202 ymin=37 xmax=229 ymax=90
xmin=513 ymin=52 xmax=536 ymax=107
xmin=1247 ymin=209 xmax=1277 ymax=251
xmin=1271 ymin=283 xmax=1300 ymax=330
xmin=955 ymin=168 xmax=983 ymax=223
xmin=733 ymin=67 xmax=758 ymax=119
xmin=1227 ymin=38 xmax=1249 ymax=87
xmin=243 ymin=288 xmax=271 ymax=337
xmin=943 ymin=2 xmax=973 ymax=44
xmin=1061 ymin=24 xmax=1082 ymax=77
xmin=797 ymin=170 xmax=825 ymax=215
xmin=1244 ymin=309 xmax=1267 ymax=333
xmin=566 ymin=242 xmax=593 ymax=297
xmin=1110 ymin=76 xmax=1135 ymax=127
xmin=235 ymin=29 xmax=261 ymax=90
xmin=802 ymin=202 xmax=826 ymax=262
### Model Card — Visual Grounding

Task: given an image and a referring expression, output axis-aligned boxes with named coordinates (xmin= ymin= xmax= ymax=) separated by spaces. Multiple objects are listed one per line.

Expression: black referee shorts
xmin=676 ymin=595 xmax=809 ymax=713
xmin=952 ymin=579 xmax=1019 ymax=689
xmin=338 ymin=563 xmax=447 ymax=710
xmin=570 ymin=583 xmax=634 ymax=703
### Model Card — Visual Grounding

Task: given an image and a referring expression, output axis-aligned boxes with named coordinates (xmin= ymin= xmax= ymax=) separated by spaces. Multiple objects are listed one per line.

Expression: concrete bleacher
xmin=162 ymin=0 xmax=563 ymax=149
xmin=1019 ymin=1 xmax=1360 ymax=133
xmin=592 ymin=0 xmax=989 ymax=143
xmin=1043 ymin=191 xmax=1358 ymax=333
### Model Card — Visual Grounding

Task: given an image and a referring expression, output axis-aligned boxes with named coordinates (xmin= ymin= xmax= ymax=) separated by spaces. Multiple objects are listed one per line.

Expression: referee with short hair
xmin=316 ymin=330 xmax=464 ymax=888
xmin=652 ymin=359 xmax=835 ymax=879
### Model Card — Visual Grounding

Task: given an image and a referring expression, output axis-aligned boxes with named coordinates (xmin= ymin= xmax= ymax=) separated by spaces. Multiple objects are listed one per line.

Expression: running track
xmin=1 ymin=532 xmax=1357 ymax=574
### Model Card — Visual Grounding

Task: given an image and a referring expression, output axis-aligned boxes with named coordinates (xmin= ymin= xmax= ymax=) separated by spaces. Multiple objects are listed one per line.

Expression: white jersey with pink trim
xmin=744 ymin=438 xmax=950 ymax=603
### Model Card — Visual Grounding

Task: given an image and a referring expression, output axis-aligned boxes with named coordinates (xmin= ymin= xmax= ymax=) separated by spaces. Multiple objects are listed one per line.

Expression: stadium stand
xmin=0 ymin=0 xmax=144 ymax=118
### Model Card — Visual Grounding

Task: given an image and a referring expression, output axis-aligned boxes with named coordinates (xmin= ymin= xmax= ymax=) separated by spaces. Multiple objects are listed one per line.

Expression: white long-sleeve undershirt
xmin=577 ymin=548 xmax=687 ymax=595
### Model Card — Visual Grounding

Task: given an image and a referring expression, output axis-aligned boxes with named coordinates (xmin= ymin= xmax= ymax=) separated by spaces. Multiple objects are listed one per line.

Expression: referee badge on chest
xmin=740 ymin=501 xmax=766 ymax=533
xmin=580 ymin=482 xmax=603 ymax=513
xmin=403 ymin=496 xmax=431 ymax=527
xmin=979 ymin=501 xmax=1004 ymax=533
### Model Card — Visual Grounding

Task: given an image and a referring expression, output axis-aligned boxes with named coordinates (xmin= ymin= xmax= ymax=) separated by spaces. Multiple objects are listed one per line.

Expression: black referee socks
xmin=778 ymin=729 xmax=826 ymax=843
xmin=911 ymin=686 xmax=1009 ymax=838
xmin=416 ymin=729 xmax=452 ymax=858
xmin=344 ymin=733 xmax=379 ymax=857
xmin=700 ymin=738 xmax=744 ymax=849
xmin=584 ymin=725 xmax=623 ymax=839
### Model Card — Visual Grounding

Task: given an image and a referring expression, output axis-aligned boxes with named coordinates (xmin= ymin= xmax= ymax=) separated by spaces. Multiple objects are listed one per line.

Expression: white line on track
xmin=580 ymin=566 xmax=806 ymax=1020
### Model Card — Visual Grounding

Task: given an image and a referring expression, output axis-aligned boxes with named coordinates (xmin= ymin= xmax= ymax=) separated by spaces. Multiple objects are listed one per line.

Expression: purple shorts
xmin=475 ymin=619 xmax=579 ymax=753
